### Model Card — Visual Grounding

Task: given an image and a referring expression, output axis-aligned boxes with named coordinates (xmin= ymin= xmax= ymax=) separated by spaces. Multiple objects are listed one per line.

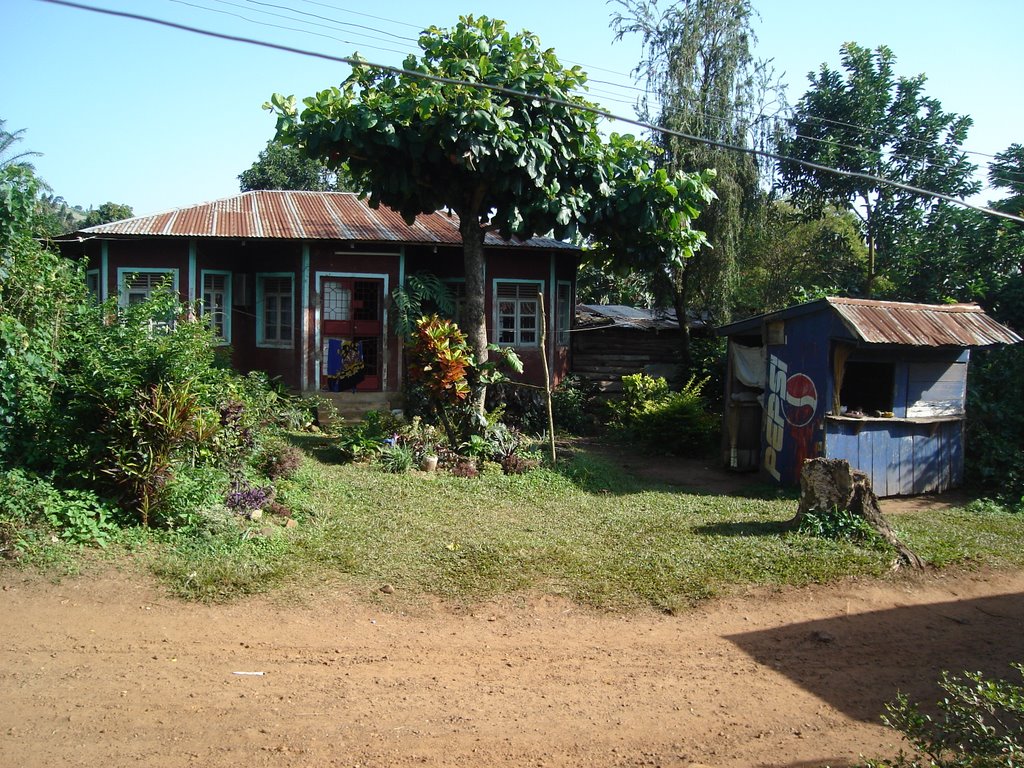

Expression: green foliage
xmin=390 ymin=272 xmax=454 ymax=338
xmin=0 ymin=469 xmax=118 ymax=549
xmin=82 ymin=202 xmax=133 ymax=228
xmin=734 ymin=200 xmax=867 ymax=316
xmin=797 ymin=506 xmax=878 ymax=543
xmin=863 ymin=664 xmax=1024 ymax=767
xmin=270 ymin=15 xmax=713 ymax=400
xmin=551 ymin=375 xmax=597 ymax=434
xmin=335 ymin=409 xmax=403 ymax=462
xmin=238 ymin=137 xmax=348 ymax=192
xmin=777 ymin=43 xmax=978 ymax=294
xmin=966 ymin=345 xmax=1024 ymax=505
xmin=608 ymin=373 xmax=717 ymax=456
xmin=610 ymin=0 xmax=778 ymax=354
xmin=406 ymin=315 xmax=523 ymax=444
xmin=377 ymin=443 xmax=415 ymax=474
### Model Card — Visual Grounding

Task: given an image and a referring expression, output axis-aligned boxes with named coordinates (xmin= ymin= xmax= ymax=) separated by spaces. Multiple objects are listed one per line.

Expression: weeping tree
xmin=611 ymin=0 xmax=780 ymax=368
xmin=269 ymin=15 xmax=713 ymax=414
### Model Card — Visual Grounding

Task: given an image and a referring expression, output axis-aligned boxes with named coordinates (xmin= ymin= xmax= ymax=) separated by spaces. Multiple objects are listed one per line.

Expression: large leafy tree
xmin=239 ymin=138 xmax=347 ymax=192
xmin=776 ymin=43 xmax=978 ymax=295
xmin=610 ymin=0 xmax=778 ymax=364
xmin=83 ymin=202 xmax=133 ymax=228
xmin=733 ymin=200 xmax=867 ymax=316
xmin=270 ymin=15 xmax=713 ymax=410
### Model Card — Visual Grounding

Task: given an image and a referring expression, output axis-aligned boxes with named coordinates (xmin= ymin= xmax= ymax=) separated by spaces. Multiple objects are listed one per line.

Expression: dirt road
xmin=3 ymin=565 xmax=1023 ymax=768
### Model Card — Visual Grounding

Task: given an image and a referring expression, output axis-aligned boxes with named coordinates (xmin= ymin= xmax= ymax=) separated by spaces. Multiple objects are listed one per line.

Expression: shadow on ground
xmin=726 ymin=591 xmax=1024 ymax=724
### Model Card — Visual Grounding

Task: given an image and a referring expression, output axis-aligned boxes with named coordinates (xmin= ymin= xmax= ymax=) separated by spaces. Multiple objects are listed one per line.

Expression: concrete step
xmin=308 ymin=391 xmax=403 ymax=426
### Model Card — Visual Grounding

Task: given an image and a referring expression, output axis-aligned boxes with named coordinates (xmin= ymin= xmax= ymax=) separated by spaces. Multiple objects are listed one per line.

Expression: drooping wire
xmin=37 ymin=0 xmax=1024 ymax=225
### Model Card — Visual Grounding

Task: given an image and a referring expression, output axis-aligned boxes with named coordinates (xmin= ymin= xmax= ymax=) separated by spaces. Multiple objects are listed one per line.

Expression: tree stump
xmin=793 ymin=458 xmax=925 ymax=570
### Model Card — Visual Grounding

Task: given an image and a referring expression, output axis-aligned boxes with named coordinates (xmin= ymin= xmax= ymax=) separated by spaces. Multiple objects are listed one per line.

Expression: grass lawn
xmin=135 ymin=439 xmax=1024 ymax=610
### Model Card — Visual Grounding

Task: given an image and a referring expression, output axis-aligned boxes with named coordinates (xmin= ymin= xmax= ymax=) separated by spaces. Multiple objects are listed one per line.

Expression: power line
xmin=180 ymin=0 xmax=1017 ymax=168
xmin=166 ymin=0 xmax=414 ymax=55
xmin=38 ymin=0 xmax=1024 ymax=226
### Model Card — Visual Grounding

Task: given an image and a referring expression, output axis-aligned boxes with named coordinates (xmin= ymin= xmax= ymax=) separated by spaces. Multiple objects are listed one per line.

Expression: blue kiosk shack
xmin=717 ymin=297 xmax=1021 ymax=497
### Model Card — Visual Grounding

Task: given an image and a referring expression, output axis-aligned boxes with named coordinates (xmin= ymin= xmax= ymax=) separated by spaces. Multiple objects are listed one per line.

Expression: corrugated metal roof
xmin=827 ymin=297 xmax=1022 ymax=347
xmin=71 ymin=190 xmax=577 ymax=250
xmin=718 ymin=296 xmax=1021 ymax=347
xmin=577 ymin=304 xmax=681 ymax=331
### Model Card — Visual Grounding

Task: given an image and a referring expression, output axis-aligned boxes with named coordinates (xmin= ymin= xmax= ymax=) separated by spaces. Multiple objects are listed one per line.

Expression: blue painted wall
xmin=747 ymin=305 xmax=969 ymax=496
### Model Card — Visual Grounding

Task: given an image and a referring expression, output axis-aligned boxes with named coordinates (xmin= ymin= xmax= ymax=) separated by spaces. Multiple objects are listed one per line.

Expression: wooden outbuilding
xmin=572 ymin=304 xmax=705 ymax=393
xmin=717 ymin=297 xmax=1021 ymax=496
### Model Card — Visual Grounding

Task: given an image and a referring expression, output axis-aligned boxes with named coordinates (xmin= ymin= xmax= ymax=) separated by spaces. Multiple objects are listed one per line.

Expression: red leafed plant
xmin=408 ymin=316 xmax=472 ymax=402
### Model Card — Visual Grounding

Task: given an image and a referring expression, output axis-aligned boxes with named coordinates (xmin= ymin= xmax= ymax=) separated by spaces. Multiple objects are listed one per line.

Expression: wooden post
xmin=538 ymin=292 xmax=557 ymax=465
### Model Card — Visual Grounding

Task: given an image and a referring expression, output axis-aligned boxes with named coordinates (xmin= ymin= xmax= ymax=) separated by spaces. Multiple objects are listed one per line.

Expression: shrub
xmin=377 ymin=443 xmax=415 ymax=473
xmin=608 ymin=373 xmax=718 ymax=457
xmin=335 ymin=410 xmax=403 ymax=461
xmin=259 ymin=437 xmax=304 ymax=480
xmin=224 ymin=481 xmax=274 ymax=515
xmin=966 ymin=345 xmax=1024 ymax=506
xmin=0 ymin=469 xmax=119 ymax=548
xmin=486 ymin=382 xmax=546 ymax=434
xmin=797 ymin=505 xmax=878 ymax=543
xmin=450 ymin=459 xmax=480 ymax=478
xmin=551 ymin=375 xmax=597 ymax=434
xmin=862 ymin=663 xmax=1024 ymax=767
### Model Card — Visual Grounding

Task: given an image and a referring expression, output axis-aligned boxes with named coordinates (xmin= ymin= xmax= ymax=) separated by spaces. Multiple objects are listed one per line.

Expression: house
xmin=717 ymin=297 xmax=1021 ymax=496
xmin=59 ymin=190 xmax=579 ymax=412
xmin=572 ymin=305 xmax=709 ymax=393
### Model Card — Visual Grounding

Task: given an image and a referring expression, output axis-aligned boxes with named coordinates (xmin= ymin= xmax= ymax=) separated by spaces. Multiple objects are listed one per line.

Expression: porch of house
xmin=312 ymin=390 xmax=403 ymax=426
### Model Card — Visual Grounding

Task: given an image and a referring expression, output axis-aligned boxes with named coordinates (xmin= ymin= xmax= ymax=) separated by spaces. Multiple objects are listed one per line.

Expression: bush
xmin=607 ymin=373 xmax=718 ymax=457
xmin=377 ymin=443 xmax=415 ymax=473
xmin=797 ymin=505 xmax=878 ymax=543
xmin=0 ymin=469 xmax=119 ymax=548
xmin=966 ymin=345 xmax=1024 ymax=506
xmin=258 ymin=437 xmax=304 ymax=480
xmin=551 ymin=375 xmax=597 ymax=434
xmin=863 ymin=663 xmax=1024 ymax=767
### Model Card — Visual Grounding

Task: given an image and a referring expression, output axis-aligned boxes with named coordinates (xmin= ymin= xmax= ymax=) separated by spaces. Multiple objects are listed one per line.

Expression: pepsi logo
xmin=783 ymin=373 xmax=818 ymax=427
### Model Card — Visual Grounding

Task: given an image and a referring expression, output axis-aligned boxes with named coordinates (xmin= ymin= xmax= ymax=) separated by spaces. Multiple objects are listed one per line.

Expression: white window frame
xmin=493 ymin=280 xmax=544 ymax=348
xmin=200 ymin=269 xmax=232 ymax=345
xmin=556 ymin=280 xmax=572 ymax=347
xmin=257 ymin=272 xmax=295 ymax=349
xmin=116 ymin=267 xmax=179 ymax=307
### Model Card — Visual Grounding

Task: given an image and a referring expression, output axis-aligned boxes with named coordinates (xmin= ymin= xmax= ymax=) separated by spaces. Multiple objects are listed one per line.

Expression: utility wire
xmin=167 ymin=0 xmax=413 ymax=54
xmin=177 ymin=0 xmax=1016 ymax=168
xmin=38 ymin=0 xmax=1024 ymax=225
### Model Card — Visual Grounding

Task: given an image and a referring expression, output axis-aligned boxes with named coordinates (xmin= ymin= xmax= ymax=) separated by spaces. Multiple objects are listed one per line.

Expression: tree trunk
xmin=669 ymin=265 xmax=692 ymax=374
xmin=793 ymin=458 xmax=925 ymax=570
xmin=458 ymin=212 xmax=489 ymax=416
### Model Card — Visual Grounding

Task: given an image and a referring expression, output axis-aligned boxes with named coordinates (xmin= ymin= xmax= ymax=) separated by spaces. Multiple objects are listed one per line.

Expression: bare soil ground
xmin=2 ymin=455 xmax=1016 ymax=768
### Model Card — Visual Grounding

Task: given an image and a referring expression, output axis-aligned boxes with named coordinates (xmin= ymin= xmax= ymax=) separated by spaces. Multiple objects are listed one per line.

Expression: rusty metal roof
xmin=718 ymin=296 xmax=1021 ymax=347
xmin=826 ymin=297 xmax=1022 ymax=347
xmin=70 ymin=190 xmax=576 ymax=250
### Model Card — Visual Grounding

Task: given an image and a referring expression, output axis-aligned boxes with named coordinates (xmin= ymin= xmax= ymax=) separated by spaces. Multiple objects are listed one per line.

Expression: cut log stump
xmin=793 ymin=458 xmax=926 ymax=570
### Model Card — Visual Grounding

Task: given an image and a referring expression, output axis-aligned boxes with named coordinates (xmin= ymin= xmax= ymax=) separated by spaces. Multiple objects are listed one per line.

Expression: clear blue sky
xmin=5 ymin=0 xmax=1020 ymax=216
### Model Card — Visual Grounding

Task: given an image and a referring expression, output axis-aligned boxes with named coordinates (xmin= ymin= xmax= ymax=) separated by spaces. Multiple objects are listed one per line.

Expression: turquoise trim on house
xmin=100 ymin=242 xmax=109 ymax=301
xmin=301 ymin=245 xmax=311 ymax=391
xmin=187 ymin=240 xmax=197 ymax=304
